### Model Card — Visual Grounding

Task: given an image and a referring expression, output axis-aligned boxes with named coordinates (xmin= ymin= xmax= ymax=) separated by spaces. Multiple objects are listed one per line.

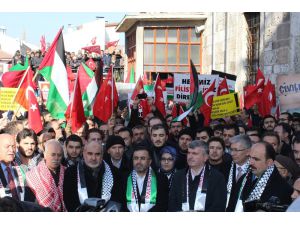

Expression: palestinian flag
xmin=173 ymin=60 xmax=201 ymax=122
xmin=78 ymin=62 xmax=98 ymax=116
xmin=38 ymin=28 xmax=69 ymax=119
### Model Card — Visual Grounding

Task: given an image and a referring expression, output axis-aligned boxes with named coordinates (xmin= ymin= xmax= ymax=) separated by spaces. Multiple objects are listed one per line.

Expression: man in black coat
xmin=104 ymin=135 xmax=131 ymax=174
xmin=122 ymin=142 xmax=169 ymax=212
xmin=63 ymin=141 xmax=123 ymax=212
xmin=168 ymin=140 xmax=227 ymax=212
xmin=240 ymin=142 xmax=293 ymax=212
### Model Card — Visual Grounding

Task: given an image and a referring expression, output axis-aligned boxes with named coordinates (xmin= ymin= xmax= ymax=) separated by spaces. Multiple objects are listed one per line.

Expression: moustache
xmin=51 ymin=160 xmax=60 ymax=164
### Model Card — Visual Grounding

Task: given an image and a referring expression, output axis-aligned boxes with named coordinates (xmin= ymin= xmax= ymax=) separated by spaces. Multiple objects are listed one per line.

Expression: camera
xmin=243 ymin=196 xmax=289 ymax=212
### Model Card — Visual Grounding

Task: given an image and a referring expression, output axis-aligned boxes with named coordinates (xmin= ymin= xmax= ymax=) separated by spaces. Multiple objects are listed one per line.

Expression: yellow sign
xmin=211 ymin=92 xmax=240 ymax=119
xmin=0 ymin=88 xmax=19 ymax=111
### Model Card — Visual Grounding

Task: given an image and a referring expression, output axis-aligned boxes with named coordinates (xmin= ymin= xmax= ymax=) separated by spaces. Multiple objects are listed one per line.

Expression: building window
xmin=245 ymin=12 xmax=260 ymax=84
xmin=143 ymin=27 xmax=202 ymax=76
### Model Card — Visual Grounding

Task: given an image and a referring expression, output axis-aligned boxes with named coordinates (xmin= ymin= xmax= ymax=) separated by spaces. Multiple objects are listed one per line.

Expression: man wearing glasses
xmin=226 ymin=135 xmax=252 ymax=212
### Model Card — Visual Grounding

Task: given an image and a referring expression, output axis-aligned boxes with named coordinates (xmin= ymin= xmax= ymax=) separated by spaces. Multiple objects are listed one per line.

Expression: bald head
xmin=83 ymin=141 xmax=103 ymax=168
xmin=0 ymin=134 xmax=16 ymax=164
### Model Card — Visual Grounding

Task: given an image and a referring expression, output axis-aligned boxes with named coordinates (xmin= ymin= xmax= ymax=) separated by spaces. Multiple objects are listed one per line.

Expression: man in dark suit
xmin=122 ymin=142 xmax=169 ymax=212
xmin=168 ymin=140 xmax=227 ymax=212
xmin=226 ymin=135 xmax=252 ymax=212
xmin=241 ymin=142 xmax=293 ymax=212
xmin=63 ymin=141 xmax=123 ymax=212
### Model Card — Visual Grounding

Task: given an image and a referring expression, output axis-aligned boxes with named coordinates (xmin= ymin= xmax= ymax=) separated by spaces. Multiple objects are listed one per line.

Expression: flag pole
xmin=111 ymin=65 xmax=114 ymax=118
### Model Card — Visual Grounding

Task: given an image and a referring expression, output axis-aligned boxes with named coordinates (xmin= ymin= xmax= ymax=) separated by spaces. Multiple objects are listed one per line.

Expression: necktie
xmin=236 ymin=166 xmax=243 ymax=182
xmin=6 ymin=167 xmax=19 ymax=200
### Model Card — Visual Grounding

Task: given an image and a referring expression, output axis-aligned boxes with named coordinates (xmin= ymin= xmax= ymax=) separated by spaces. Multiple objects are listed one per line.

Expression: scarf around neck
xmin=246 ymin=164 xmax=275 ymax=202
xmin=77 ymin=160 xmax=114 ymax=205
xmin=126 ymin=168 xmax=157 ymax=212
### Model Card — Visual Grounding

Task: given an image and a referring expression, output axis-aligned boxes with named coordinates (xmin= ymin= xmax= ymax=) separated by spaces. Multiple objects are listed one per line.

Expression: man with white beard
xmin=25 ymin=140 xmax=67 ymax=212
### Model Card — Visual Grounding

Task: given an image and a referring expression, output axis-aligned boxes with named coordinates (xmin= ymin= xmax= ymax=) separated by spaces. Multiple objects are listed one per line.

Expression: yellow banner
xmin=211 ymin=92 xmax=240 ymax=119
xmin=0 ymin=88 xmax=19 ymax=111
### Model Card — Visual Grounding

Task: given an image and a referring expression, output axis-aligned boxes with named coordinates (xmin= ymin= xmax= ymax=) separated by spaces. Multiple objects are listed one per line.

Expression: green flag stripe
xmin=126 ymin=175 xmax=133 ymax=203
xmin=46 ymin=80 xmax=67 ymax=119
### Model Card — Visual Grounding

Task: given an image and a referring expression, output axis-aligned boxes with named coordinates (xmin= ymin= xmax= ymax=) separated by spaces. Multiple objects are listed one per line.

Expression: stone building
xmin=116 ymin=12 xmax=299 ymax=95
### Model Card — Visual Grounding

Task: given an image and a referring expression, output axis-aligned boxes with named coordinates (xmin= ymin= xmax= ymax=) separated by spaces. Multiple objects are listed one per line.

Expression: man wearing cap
xmin=175 ymin=128 xmax=194 ymax=170
xmin=158 ymin=146 xmax=177 ymax=190
xmin=104 ymin=135 xmax=130 ymax=174
xmin=122 ymin=142 xmax=169 ymax=212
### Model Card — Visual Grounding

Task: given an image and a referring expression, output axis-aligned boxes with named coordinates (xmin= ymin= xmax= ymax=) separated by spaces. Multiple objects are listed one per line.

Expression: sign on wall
xmin=277 ymin=74 xmax=300 ymax=112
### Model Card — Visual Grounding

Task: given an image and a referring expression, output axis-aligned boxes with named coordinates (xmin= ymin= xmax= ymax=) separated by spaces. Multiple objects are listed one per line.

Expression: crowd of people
xmin=1 ymin=87 xmax=300 ymax=212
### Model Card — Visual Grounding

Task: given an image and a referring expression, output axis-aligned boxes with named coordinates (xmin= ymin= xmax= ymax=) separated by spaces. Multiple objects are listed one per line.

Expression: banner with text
xmin=211 ymin=92 xmax=240 ymax=119
xmin=173 ymin=74 xmax=219 ymax=105
xmin=0 ymin=88 xmax=19 ymax=111
xmin=277 ymin=74 xmax=300 ymax=112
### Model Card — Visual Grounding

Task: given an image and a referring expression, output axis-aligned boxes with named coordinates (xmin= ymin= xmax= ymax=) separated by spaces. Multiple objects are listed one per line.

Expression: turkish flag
xmin=65 ymin=77 xmax=86 ymax=133
xmin=27 ymin=68 xmax=43 ymax=134
xmin=93 ymin=67 xmax=118 ymax=122
xmin=217 ymin=77 xmax=230 ymax=96
xmin=106 ymin=40 xmax=119 ymax=49
xmin=154 ymin=75 xmax=166 ymax=117
xmin=131 ymin=77 xmax=144 ymax=101
xmin=85 ymin=58 xmax=96 ymax=71
xmin=40 ymin=35 xmax=46 ymax=54
xmin=244 ymin=68 xmax=265 ymax=110
xmin=257 ymin=79 xmax=276 ymax=117
xmin=82 ymin=45 xmax=101 ymax=54
xmin=200 ymin=79 xmax=216 ymax=126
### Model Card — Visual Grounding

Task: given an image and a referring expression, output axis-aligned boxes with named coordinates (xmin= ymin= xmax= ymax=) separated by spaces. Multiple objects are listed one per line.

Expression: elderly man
xmin=226 ymin=135 xmax=252 ymax=212
xmin=123 ymin=142 xmax=169 ymax=212
xmin=241 ymin=142 xmax=293 ymax=211
xmin=0 ymin=134 xmax=24 ymax=201
xmin=169 ymin=140 xmax=227 ymax=212
xmin=25 ymin=140 xmax=66 ymax=211
xmin=63 ymin=141 xmax=122 ymax=211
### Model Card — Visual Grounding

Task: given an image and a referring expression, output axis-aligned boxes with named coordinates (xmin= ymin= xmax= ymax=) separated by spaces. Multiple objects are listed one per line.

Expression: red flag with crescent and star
xmin=200 ymin=79 xmax=216 ymax=126
xmin=257 ymin=79 xmax=276 ymax=117
xmin=93 ymin=67 xmax=118 ymax=122
xmin=154 ymin=74 xmax=166 ymax=117
xmin=244 ymin=68 xmax=265 ymax=110
xmin=26 ymin=68 xmax=43 ymax=134
xmin=217 ymin=77 xmax=230 ymax=96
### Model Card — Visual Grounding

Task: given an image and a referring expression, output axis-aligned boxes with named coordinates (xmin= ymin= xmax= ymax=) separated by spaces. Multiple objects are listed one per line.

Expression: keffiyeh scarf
xmin=25 ymin=160 xmax=66 ymax=212
xmin=246 ymin=165 xmax=275 ymax=202
xmin=77 ymin=161 xmax=114 ymax=204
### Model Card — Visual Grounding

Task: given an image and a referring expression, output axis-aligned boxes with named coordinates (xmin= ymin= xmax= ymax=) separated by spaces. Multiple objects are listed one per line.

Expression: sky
xmin=0 ymin=12 xmax=126 ymax=46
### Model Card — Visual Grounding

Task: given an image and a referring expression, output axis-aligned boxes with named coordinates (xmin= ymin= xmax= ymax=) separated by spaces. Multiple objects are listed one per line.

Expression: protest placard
xmin=211 ymin=92 xmax=240 ymax=119
xmin=173 ymin=74 xmax=219 ymax=104
xmin=0 ymin=88 xmax=19 ymax=111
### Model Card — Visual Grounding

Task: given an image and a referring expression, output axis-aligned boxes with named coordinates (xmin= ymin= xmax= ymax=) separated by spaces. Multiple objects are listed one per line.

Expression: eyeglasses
xmin=231 ymin=148 xmax=248 ymax=152
xmin=160 ymin=157 xmax=174 ymax=162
